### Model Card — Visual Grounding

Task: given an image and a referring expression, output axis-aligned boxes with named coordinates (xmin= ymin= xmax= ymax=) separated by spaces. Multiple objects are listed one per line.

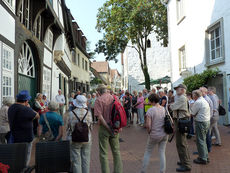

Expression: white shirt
xmin=191 ymin=97 xmax=210 ymax=122
xmin=55 ymin=94 xmax=65 ymax=104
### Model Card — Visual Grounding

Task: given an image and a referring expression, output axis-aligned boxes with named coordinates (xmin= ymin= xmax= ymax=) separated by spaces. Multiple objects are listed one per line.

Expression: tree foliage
xmin=95 ymin=0 xmax=168 ymax=89
xmin=90 ymin=77 xmax=102 ymax=86
xmin=183 ymin=69 xmax=219 ymax=92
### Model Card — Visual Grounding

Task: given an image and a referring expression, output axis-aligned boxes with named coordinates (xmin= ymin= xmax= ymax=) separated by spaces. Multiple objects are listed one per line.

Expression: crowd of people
xmin=0 ymin=83 xmax=226 ymax=173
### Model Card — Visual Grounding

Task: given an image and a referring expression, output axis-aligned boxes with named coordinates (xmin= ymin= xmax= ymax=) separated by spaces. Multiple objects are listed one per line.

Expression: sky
xmin=65 ymin=0 xmax=122 ymax=73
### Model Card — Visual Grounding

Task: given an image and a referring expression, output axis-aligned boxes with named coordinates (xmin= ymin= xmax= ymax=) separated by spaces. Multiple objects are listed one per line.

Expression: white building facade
xmin=0 ymin=0 xmax=89 ymax=110
xmin=122 ymin=32 xmax=171 ymax=92
xmin=0 ymin=0 xmax=16 ymax=105
xmin=167 ymin=0 xmax=230 ymax=124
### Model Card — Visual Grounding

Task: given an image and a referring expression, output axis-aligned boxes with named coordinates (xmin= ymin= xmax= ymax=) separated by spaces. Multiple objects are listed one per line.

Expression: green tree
xmin=95 ymin=0 xmax=168 ymax=90
xmin=86 ymin=41 xmax=96 ymax=60
xmin=183 ymin=69 xmax=219 ymax=92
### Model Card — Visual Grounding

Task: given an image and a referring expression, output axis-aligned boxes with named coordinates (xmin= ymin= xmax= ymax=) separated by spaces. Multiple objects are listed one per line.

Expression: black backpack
xmin=71 ymin=109 xmax=89 ymax=142
xmin=218 ymin=105 xmax=226 ymax=116
xmin=164 ymin=109 xmax=174 ymax=134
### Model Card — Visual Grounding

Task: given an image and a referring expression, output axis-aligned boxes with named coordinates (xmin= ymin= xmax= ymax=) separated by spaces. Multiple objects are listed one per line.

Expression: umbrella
xmin=139 ymin=76 xmax=171 ymax=86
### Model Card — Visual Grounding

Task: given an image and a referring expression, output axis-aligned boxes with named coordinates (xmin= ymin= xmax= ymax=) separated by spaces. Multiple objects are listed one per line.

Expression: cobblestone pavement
xmin=30 ymin=123 xmax=230 ymax=173
xmin=89 ymin=124 xmax=230 ymax=173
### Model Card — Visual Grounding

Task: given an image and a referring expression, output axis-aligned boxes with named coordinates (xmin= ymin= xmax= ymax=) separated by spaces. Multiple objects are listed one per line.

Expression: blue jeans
xmin=138 ymin=108 xmax=144 ymax=124
xmin=71 ymin=142 xmax=92 ymax=173
xmin=141 ymin=136 xmax=168 ymax=173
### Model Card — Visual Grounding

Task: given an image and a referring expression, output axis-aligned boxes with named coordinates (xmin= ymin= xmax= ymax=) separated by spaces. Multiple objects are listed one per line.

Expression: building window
xmin=72 ymin=51 xmax=77 ymax=64
xmin=45 ymin=29 xmax=53 ymax=50
xmin=176 ymin=0 xmax=185 ymax=23
xmin=43 ymin=67 xmax=51 ymax=100
xmin=1 ymin=43 xmax=14 ymax=99
xmin=179 ymin=46 xmax=186 ymax=72
xmin=210 ymin=26 xmax=222 ymax=60
xmin=82 ymin=58 xmax=84 ymax=69
xmin=3 ymin=48 xmax=12 ymax=71
xmin=206 ymin=18 xmax=225 ymax=66
xmin=24 ymin=0 xmax=30 ymax=29
xmin=78 ymin=54 xmax=80 ymax=66
xmin=34 ymin=15 xmax=42 ymax=40
xmin=18 ymin=42 xmax=35 ymax=77
xmin=85 ymin=60 xmax=88 ymax=71
xmin=18 ymin=0 xmax=24 ymax=23
xmin=18 ymin=0 xmax=30 ymax=29
xmin=3 ymin=0 xmax=14 ymax=11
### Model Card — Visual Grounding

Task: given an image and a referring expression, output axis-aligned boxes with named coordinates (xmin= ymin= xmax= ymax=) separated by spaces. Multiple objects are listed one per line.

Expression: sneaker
xmin=193 ymin=158 xmax=208 ymax=165
xmin=177 ymin=161 xmax=182 ymax=166
xmin=211 ymin=136 xmax=216 ymax=140
xmin=176 ymin=166 xmax=191 ymax=172
xmin=213 ymin=143 xmax=222 ymax=146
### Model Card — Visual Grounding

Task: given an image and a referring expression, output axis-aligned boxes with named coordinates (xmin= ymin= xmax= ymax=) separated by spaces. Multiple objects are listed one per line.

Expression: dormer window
xmin=34 ymin=15 xmax=42 ymax=40
xmin=18 ymin=0 xmax=30 ymax=29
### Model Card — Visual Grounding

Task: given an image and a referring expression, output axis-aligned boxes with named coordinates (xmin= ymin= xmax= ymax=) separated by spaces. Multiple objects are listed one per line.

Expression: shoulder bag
xmin=39 ymin=114 xmax=55 ymax=142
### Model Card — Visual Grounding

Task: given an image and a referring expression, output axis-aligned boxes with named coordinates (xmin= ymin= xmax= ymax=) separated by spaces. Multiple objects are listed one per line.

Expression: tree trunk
xmin=142 ymin=48 xmax=150 ymax=90
xmin=137 ymin=38 xmax=151 ymax=90
xmin=143 ymin=66 xmax=150 ymax=90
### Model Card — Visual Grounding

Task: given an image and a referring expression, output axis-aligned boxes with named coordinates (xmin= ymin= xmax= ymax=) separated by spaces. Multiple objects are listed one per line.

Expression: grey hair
xmin=208 ymin=86 xmax=216 ymax=94
xmin=3 ymin=97 xmax=15 ymax=106
xmin=192 ymin=90 xmax=202 ymax=98
xmin=92 ymin=93 xmax=96 ymax=96
xmin=48 ymin=101 xmax=60 ymax=111
xmin=97 ymin=88 xmax=107 ymax=94
xmin=200 ymin=87 xmax=208 ymax=94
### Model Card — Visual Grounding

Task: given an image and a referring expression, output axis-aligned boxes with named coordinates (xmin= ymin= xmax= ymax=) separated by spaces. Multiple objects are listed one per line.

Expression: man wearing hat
xmin=8 ymin=90 xmax=39 ymax=166
xmin=170 ymin=84 xmax=191 ymax=172
xmin=94 ymin=84 xmax=123 ymax=173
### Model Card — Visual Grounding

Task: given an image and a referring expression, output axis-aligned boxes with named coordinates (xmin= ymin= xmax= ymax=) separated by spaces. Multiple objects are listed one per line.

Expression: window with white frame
xmin=176 ymin=0 xmax=185 ymax=22
xmin=3 ymin=0 xmax=14 ymax=11
xmin=43 ymin=67 xmax=51 ymax=100
xmin=24 ymin=0 xmax=30 ymax=29
xmin=34 ymin=15 xmax=42 ymax=40
xmin=18 ymin=0 xmax=24 ymax=24
xmin=45 ymin=29 xmax=53 ymax=50
xmin=179 ymin=46 xmax=186 ymax=72
xmin=209 ymin=25 xmax=222 ymax=60
xmin=2 ymin=44 xmax=14 ymax=98
xmin=18 ymin=0 xmax=30 ymax=29
xmin=206 ymin=18 xmax=225 ymax=65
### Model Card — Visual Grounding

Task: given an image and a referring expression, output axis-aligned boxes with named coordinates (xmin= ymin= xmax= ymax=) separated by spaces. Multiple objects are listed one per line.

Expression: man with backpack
xmin=94 ymin=84 xmax=123 ymax=173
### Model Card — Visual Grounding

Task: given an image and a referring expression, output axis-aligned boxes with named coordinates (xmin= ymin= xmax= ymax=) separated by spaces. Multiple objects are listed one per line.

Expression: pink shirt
xmin=146 ymin=106 xmax=166 ymax=140
xmin=94 ymin=93 xmax=114 ymax=123
xmin=136 ymin=96 xmax=144 ymax=109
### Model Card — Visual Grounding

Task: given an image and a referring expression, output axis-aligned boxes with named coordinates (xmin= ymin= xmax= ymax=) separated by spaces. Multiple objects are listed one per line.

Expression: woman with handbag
xmin=38 ymin=101 xmax=64 ymax=141
xmin=67 ymin=95 xmax=93 ymax=173
xmin=140 ymin=94 xmax=168 ymax=173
